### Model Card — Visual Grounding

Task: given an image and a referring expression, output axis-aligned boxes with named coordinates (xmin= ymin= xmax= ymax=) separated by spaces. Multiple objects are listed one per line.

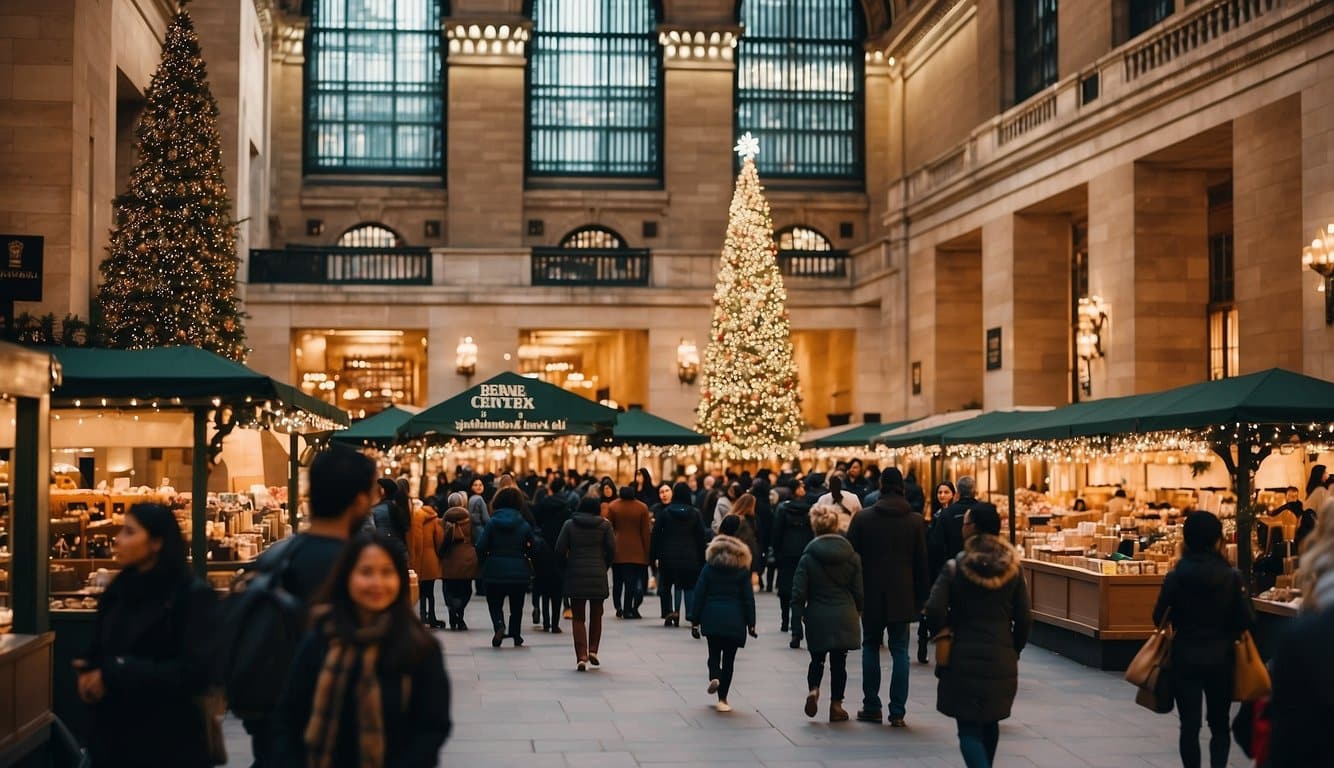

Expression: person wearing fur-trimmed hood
xmin=687 ymin=516 xmax=756 ymax=713
xmin=924 ymin=504 xmax=1031 ymax=768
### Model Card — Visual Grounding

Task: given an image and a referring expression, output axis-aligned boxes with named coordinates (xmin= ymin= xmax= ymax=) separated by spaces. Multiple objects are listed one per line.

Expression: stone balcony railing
xmin=890 ymin=0 xmax=1322 ymax=215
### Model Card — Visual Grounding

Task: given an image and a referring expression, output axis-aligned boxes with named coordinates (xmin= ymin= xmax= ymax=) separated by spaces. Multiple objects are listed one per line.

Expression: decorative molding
xmin=866 ymin=0 xmax=965 ymax=66
xmin=252 ymin=0 xmax=276 ymax=38
xmin=272 ymin=17 xmax=305 ymax=64
xmin=657 ymin=26 xmax=741 ymax=69
xmin=445 ymin=20 xmax=531 ymax=65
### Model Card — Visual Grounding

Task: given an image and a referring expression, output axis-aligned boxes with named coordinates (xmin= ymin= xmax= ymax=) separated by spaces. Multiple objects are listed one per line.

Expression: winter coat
xmin=925 ymin=534 xmax=1031 ymax=723
xmin=476 ymin=507 xmax=536 ymax=585
xmin=407 ymin=506 xmax=443 ymax=581
xmin=904 ymin=477 xmax=926 ymax=515
xmin=78 ymin=569 xmax=217 ymax=768
xmin=274 ymin=622 xmax=451 ymax=768
xmin=688 ymin=535 xmax=756 ymax=645
xmin=771 ymin=498 xmax=815 ymax=563
xmin=846 ymin=493 xmax=929 ymax=626
xmin=439 ymin=506 xmax=479 ymax=580
xmin=751 ymin=480 xmax=774 ymax=555
xmin=733 ymin=514 xmax=762 ymax=570
xmin=467 ymin=495 xmax=489 ymax=545
xmin=1268 ymin=605 xmax=1334 ymax=767
xmin=556 ymin=512 xmax=616 ymax=600
xmin=928 ymin=496 xmax=990 ymax=581
xmin=791 ymin=535 xmax=864 ymax=654
xmin=533 ymin=494 xmax=573 ymax=594
xmin=650 ymin=503 xmax=710 ymax=574
xmin=1152 ymin=550 xmax=1253 ymax=669
xmin=605 ymin=498 xmax=652 ymax=565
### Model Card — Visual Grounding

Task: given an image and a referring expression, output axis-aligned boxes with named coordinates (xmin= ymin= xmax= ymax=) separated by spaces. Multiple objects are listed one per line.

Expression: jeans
xmin=612 ymin=563 xmax=646 ymax=614
xmin=242 ymin=718 xmax=273 ymax=767
xmin=1174 ymin=663 xmax=1232 ymax=768
xmin=570 ymin=598 xmax=605 ymax=661
xmin=443 ymin=579 xmax=473 ymax=612
xmin=417 ymin=578 xmax=437 ymax=619
xmin=486 ymin=584 xmax=527 ymax=638
xmin=807 ymin=649 xmax=848 ymax=700
xmin=658 ymin=567 xmax=696 ymax=618
xmin=539 ymin=592 xmax=564 ymax=630
xmin=956 ymin=720 xmax=1000 ymax=767
xmin=862 ymin=621 xmax=911 ymax=716
xmin=707 ymin=637 xmax=740 ymax=700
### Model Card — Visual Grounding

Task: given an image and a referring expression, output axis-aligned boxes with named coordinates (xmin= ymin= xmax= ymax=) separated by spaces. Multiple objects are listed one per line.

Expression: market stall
xmin=598 ymin=405 xmax=708 ymax=481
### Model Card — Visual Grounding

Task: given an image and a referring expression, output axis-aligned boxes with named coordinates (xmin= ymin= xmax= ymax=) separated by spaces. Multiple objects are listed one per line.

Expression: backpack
xmin=438 ymin=519 xmax=464 ymax=559
xmin=218 ymin=538 xmax=308 ymax=720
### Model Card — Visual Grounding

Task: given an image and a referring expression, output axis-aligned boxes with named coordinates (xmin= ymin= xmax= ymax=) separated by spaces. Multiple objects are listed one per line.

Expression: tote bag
xmin=1232 ymin=631 xmax=1272 ymax=702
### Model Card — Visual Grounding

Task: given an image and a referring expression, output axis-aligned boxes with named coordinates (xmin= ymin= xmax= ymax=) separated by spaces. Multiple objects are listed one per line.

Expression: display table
xmin=1021 ymin=559 xmax=1164 ymax=671
xmin=0 ymin=633 xmax=54 ymax=765
xmin=1252 ymin=597 xmax=1299 ymax=661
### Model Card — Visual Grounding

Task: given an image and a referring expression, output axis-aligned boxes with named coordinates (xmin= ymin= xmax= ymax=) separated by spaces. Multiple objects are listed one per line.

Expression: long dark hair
xmin=392 ymin=477 xmax=412 ymax=536
xmin=1307 ymin=465 xmax=1328 ymax=497
xmin=319 ymin=531 xmax=433 ymax=671
xmin=829 ymin=474 xmax=846 ymax=505
xmin=932 ymin=481 xmax=957 ymax=517
xmin=126 ymin=503 xmax=188 ymax=585
xmin=636 ymin=468 xmax=653 ymax=491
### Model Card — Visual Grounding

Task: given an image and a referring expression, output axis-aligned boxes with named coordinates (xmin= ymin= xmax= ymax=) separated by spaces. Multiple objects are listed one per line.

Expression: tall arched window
xmin=559 ymin=225 xmax=626 ymax=249
xmin=736 ymin=0 xmax=864 ymax=181
xmin=338 ymin=223 xmax=402 ymax=248
xmin=528 ymin=0 xmax=662 ymax=178
xmin=776 ymin=225 xmax=833 ymax=252
xmin=305 ymin=0 xmax=444 ymax=174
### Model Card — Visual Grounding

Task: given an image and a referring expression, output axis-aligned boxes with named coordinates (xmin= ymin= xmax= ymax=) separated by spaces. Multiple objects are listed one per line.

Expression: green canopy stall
xmin=331 ymin=404 xmax=417 ymax=449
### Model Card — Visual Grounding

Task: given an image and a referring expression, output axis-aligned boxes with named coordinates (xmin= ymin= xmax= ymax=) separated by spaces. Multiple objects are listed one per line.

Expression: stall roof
xmin=41 ymin=346 xmax=349 ymax=430
xmin=875 ymin=410 xmax=982 ymax=448
xmin=607 ymin=406 xmax=708 ymax=446
xmin=330 ymin=405 xmax=419 ymax=447
xmin=810 ymin=419 xmax=918 ymax=448
xmin=399 ymin=371 xmax=619 ymax=441
xmin=877 ymin=409 xmax=1053 ymax=449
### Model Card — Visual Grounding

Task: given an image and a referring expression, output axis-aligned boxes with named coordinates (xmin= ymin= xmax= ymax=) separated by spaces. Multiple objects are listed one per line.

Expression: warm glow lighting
xmin=456 ymin=336 xmax=478 ymax=378
xmin=676 ymin=338 xmax=700 ymax=385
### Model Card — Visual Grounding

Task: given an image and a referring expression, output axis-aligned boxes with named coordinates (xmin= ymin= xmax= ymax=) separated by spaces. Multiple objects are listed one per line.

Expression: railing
xmin=776 ymin=250 xmax=850 ymax=279
xmin=249 ymin=247 xmax=433 ymax=285
xmin=996 ymin=92 xmax=1057 ymax=145
xmin=1123 ymin=0 xmax=1278 ymax=81
xmin=530 ymin=248 xmax=651 ymax=286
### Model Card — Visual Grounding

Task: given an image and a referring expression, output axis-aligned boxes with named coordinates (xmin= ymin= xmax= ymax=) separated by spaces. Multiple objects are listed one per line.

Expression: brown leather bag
xmin=1125 ymin=608 xmax=1173 ymax=688
xmin=1232 ymin=630 xmax=1272 ymax=702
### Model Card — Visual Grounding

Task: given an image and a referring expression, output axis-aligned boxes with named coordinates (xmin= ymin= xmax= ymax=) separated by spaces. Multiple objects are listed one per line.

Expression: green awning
xmin=606 ymin=406 xmax=708 ymax=446
xmin=42 ymin=346 xmax=349 ymax=431
xmin=331 ymin=405 xmax=416 ymax=448
xmin=877 ymin=414 xmax=982 ymax=449
xmin=812 ymin=419 xmax=918 ymax=448
xmin=1134 ymin=368 xmax=1334 ymax=432
xmin=877 ymin=410 xmax=1054 ymax=449
xmin=399 ymin=371 xmax=619 ymax=441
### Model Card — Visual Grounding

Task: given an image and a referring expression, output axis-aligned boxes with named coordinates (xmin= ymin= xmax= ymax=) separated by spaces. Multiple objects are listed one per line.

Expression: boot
xmin=917 ymin=634 xmax=929 ymax=664
xmin=804 ymin=689 xmax=818 ymax=718
xmin=829 ymin=701 xmax=848 ymax=723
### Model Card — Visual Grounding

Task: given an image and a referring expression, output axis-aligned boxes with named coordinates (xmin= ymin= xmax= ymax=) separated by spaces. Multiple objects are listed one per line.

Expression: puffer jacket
xmin=556 ymin=511 xmax=616 ymax=600
xmin=925 ymin=534 xmax=1031 ymax=723
xmin=791 ymin=534 xmax=863 ymax=654
xmin=476 ymin=507 xmax=535 ymax=585
xmin=687 ymin=535 xmax=756 ymax=645
xmin=1152 ymin=549 xmax=1253 ymax=668
xmin=439 ymin=506 xmax=478 ymax=580
xmin=650 ymin=503 xmax=709 ymax=572
xmin=406 ymin=506 xmax=443 ymax=581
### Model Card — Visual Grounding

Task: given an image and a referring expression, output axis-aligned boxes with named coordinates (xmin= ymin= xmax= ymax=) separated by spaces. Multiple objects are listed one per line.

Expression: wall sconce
xmin=455 ymin=336 xmax=478 ymax=379
xmin=676 ymin=338 xmax=700 ymax=385
xmin=1301 ymin=224 xmax=1334 ymax=325
xmin=1076 ymin=296 xmax=1107 ymax=396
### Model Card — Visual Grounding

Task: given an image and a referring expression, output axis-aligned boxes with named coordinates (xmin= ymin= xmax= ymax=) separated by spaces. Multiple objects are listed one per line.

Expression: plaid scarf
xmin=303 ymin=612 xmax=392 ymax=768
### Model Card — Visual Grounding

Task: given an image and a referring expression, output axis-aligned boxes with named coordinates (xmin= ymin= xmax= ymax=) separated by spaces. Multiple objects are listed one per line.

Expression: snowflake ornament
xmin=734 ymin=132 xmax=760 ymax=161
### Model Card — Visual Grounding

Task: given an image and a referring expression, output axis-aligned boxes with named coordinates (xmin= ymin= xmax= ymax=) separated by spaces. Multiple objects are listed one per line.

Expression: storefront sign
xmin=457 ymin=382 xmax=568 ymax=434
xmin=0 ymin=235 xmax=43 ymax=302
xmin=986 ymin=327 xmax=1003 ymax=370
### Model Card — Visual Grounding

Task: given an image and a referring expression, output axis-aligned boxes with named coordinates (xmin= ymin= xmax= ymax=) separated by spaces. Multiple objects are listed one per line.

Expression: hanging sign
xmin=0 ymin=235 xmax=43 ymax=302
xmin=456 ymin=382 xmax=568 ymax=435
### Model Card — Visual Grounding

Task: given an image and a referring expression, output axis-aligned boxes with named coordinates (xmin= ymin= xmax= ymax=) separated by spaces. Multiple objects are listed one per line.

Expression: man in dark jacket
xmin=846 ymin=468 xmax=928 ymax=727
xmin=904 ymin=470 xmax=926 ymax=515
xmin=1269 ymin=603 xmax=1334 ymax=766
xmin=928 ymin=476 xmax=986 ymax=581
xmin=771 ymin=483 xmax=815 ymax=642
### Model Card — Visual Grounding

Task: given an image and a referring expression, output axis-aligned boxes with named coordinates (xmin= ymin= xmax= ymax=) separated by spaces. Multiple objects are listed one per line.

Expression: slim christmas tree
xmin=98 ymin=5 xmax=247 ymax=360
xmin=695 ymin=134 xmax=803 ymax=461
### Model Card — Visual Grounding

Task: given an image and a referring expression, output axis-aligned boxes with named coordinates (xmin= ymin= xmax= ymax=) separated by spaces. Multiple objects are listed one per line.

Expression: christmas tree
xmin=97 ymin=5 xmax=247 ymax=360
xmin=695 ymin=133 xmax=803 ymax=461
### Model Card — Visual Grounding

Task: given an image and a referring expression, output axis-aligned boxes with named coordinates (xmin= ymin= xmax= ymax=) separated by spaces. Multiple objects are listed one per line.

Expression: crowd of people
xmin=70 ymin=445 xmax=1334 ymax=768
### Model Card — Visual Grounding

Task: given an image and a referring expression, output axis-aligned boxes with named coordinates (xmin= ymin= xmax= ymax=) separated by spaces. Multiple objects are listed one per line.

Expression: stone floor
xmin=223 ymin=587 xmax=1249 ymax=767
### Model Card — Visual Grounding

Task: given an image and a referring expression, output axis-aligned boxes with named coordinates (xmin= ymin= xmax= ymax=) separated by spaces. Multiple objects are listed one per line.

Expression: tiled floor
xmin=223 ymin=587 xmax=1248 ymax=767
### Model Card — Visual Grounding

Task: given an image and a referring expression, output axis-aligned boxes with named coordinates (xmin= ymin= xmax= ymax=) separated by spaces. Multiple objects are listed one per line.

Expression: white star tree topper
xmin=734 ymin=132 xmax=760 ymax=161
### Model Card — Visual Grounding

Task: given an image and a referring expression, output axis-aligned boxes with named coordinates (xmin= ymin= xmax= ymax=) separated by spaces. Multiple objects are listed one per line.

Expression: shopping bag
xmin=1232 ymin=631 xmax=1272 ymax=702
xmin=1125 ymin=608 xmax=1173 ymax=687
xmin=1134 ymin=665 xmax=1175 ymax=714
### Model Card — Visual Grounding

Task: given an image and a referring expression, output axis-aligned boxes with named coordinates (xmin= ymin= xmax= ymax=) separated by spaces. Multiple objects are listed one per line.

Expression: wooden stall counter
xmin=0 ymin=633 xmax=54 ymax=765
xmin=1021 ymin=559 xmax=1163 ymax=671
xmin=1252 ymin=597 xmax=1299 ymax=661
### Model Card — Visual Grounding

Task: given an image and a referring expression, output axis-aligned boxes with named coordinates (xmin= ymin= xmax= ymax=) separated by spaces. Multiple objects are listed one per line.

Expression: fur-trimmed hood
xmin=956 ymin=534 xmax=1020 ymax=590
xmin=706 ymin=534 xmax=752 ymax=570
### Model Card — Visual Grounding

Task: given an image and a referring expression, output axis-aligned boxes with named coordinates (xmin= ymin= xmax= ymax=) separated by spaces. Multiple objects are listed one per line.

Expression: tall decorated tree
xmin=97 ymin=3 xmax=247 ymax=360
xmin=695 ymin=133 xmax=803 ymax=461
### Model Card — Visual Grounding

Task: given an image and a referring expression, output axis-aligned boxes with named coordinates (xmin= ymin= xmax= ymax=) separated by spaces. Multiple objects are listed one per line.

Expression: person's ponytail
xmin=830 ymin=475 xmax=844 ymax=505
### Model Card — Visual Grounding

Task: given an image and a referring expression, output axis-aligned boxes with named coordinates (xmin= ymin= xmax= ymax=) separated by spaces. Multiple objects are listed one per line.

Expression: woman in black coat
xmin=1151 ymin=511 xmax=1253 ymax=768
xmin=478 ymin=488 xmax=539 ymax=646
xmin=925 ymin=505 xmax=1031 ymax=768
xmin=687 ymin=518 xmax=756 ymax=713
xmin=556 ymin=496 xmax=616 ymax=670
xmin=274 ymin=532 xmax=451 ymax=767
xmin=650 ymin=483 xmax=711 ymax=627
xmin=532 ymin=480 xmax=572 ymax=633
xmin=75 ymin=503 xmax=217 ymax=768
xmin=771 ymin=485 xmax=814 ymax=638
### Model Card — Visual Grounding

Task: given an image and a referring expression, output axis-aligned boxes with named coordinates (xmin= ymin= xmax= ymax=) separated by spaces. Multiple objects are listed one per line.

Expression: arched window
xmin=528 ymin=0 xmax=662 ymax=178
xmin=559 ymin=225 xmax=626 ymax=249
xmin=338 ymin=223 xmax=401 ymax=248
xmin=736 ymin=0 xmax=864 ymax=181
xmin=305 ymin=0 xmax=444 ymax=174
xmin=776 ymin=225 xmax=833 ymax=252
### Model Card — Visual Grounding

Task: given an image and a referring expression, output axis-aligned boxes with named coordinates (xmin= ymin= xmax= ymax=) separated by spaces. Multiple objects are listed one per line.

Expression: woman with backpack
xmin=817 ymin=474 xmax=862 ymax=533
xmin=408 ymin=494 xmax=445 ymax=628
xmin=439 ymin=492 xmax=479 ymax=630
xmin=274 ymin=531 xmax=451 ymax=766
xmin=75 ymin=503 xmax=218 ymax=768
xmin=792 ymin=504 xmax=863 ymax=722
xmin=556 ymin=496 xmax=617 ymax=671
xmin=687 ymin=516 xmax=756 ymax=713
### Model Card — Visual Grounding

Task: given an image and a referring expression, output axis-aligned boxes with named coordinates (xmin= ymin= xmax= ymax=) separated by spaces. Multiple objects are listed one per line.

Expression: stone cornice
xmin=657 ymin=26 xmax=742 ymax=70
xmin=252 ymin=0 xmax=276 ymax=38
xmin=445 ymin=18 xmax=531 ymax=66
xmin=272 ymin=15 xmax=305 ymax=64
xmin=865 ymin=0 xmax=966 ymax=67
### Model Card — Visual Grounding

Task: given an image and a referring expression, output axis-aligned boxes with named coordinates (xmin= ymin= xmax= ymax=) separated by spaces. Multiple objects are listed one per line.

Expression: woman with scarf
xmin=75 ymin=503 xmax=217 ymax=767
xmin=274 ymin=531 xmax=451 ymax=767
